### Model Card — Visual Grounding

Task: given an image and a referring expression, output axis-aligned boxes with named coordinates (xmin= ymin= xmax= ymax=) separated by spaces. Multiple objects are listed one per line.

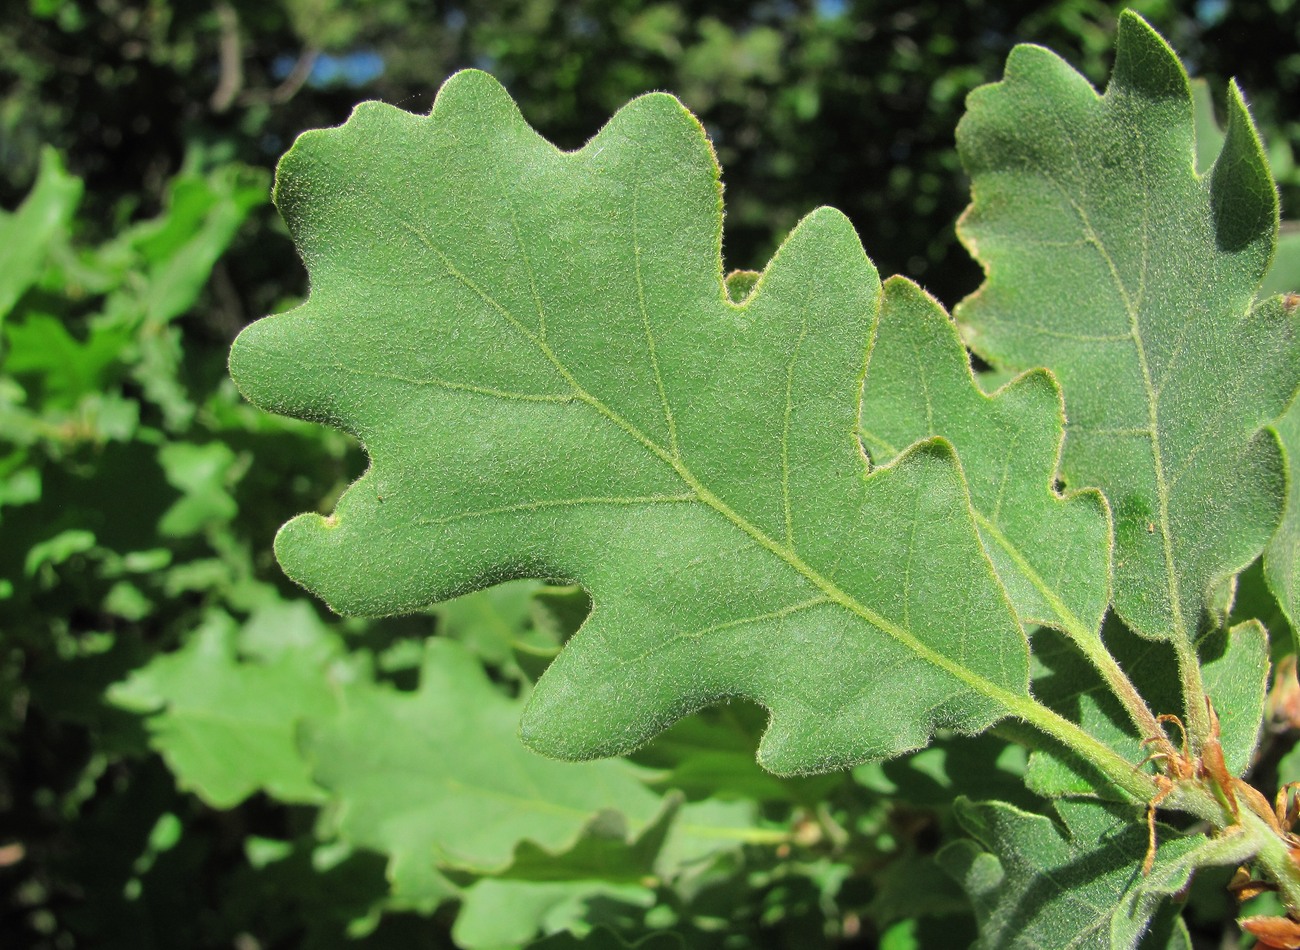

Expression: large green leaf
xmin=860 ymin=276 xmax=1110 ymax=641
xmin=230 ymin=69 xmax=1032 ymax=775
xmin=955 ymin=13 xmax=1300 ymax=652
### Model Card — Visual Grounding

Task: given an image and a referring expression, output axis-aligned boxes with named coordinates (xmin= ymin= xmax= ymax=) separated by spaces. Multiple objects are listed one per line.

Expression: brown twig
xmin=210 ymin=1 xmax=243 ymax=113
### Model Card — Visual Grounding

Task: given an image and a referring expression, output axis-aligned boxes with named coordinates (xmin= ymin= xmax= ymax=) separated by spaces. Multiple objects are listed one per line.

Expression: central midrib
xmin=422 ymin=220 xmax=1150 ymax=792
xmin=537 ymin=334 xmax=1028 ymax=715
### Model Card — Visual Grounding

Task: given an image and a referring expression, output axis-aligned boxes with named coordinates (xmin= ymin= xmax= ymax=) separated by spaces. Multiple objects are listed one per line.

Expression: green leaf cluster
xmin=228 ymin=10 xmax=1300 ymax=947
xmin=5 ymin=5 xmax=1300 ymax=949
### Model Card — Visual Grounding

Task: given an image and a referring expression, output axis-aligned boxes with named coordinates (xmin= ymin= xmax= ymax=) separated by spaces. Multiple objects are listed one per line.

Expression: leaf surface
xmin=1262 ymin=226 xmax=1300 ymax=298
xmin=1024 ymin=619 xmax=1268 ymax=798
xmin=108 ymin=607 xmax=337 ymax=808
xmin=453 ymin=878 xmax=655 ymax=950
xmin=303 ymin=638 xmax=662 ymax=883
xmin=0 ymin=148 xmax=81 ymax=323
xmin=230 ymin=69 xmax=1032 ymax=774
xmin=860 ymin=276 xmax=1110 ymax=639
xmin=942 ymin=797 xmax=1252 ymax=949
xmin=955 ymin=12 xmax=1300 ymax=649
xmin=1267 ymin=396 xmax=1300 ymax=628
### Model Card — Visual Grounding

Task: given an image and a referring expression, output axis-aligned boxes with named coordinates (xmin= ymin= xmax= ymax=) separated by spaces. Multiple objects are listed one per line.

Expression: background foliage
xmin=2 ymin=1 xmax=1299 ymax=946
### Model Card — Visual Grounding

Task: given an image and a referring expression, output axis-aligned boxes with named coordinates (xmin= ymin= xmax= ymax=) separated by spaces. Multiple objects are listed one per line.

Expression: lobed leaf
xmin=860 ymin=276 xmax=1110 ymax=640
xmin=942 ymin=797 xmax=1253 ymax=949
xmin=955 ymin=12 xmax=1300 ymax=650
xmin=230 ymin=69 xmax=1033 ymax=775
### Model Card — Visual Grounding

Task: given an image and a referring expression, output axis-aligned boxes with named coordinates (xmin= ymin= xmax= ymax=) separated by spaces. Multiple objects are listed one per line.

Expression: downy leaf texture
xmin=955 ymin=12 xmax=1300 ymax=648
xmin=942 ymin=797 xmax=1253 ymax=950
xmin=230 ymin=69 xmax=1031 ymax=775
xmin=1269 ymin=396 xmax=1300 ymax=628
xmin=859 ymin=276 xmax=1111 ymax=640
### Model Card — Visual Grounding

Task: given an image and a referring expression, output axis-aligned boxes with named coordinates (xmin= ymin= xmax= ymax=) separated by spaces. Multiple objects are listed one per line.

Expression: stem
xmin=1008 ymin=692 xmax=1158 ymax=802
xmin=1069 ymin=625 xmax=1162 ymax=743
xmin=968 ymin=510 xmax=1163 ymax=743
xmin=1174 ymin=635 xmax=1212 ymax=751
xmin=1240 ymin=807 xmax=1300 ymax=916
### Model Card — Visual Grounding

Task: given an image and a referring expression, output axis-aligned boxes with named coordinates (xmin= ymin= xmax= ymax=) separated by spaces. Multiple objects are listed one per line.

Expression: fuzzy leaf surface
xmin=941 ymin=798 xmax=1251 ymax=949
xmin=860 ymin=276 xmax=1110 ymax=639
xmin=230 ymin=69 xmax=1031 ymax=774
xmin=1024 ymin=619 xmax=1268 ymax=798
xmin=955 ymin=12 xmax=1300 ymax=646
xmin=1267 ymin=394 xmax=1300 ymax=629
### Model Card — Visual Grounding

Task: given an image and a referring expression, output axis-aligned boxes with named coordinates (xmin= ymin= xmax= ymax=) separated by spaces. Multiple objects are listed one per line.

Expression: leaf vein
xmin=417 ymin=494 xmax=698 ymax=527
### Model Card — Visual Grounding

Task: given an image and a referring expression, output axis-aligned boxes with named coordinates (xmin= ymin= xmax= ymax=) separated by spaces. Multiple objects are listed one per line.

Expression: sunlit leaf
xmin=230 ymin=68 xmax=1034 ymax=777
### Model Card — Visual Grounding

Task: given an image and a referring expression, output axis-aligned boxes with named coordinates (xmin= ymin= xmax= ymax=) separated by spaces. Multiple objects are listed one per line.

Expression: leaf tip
xmin=1209 ymin=79 xmax=1278 ymax=259
xmin=1113 ymin=11 xmax=1190 ymax=103
xmin=432 ymin=67 xmax=518 ymax=116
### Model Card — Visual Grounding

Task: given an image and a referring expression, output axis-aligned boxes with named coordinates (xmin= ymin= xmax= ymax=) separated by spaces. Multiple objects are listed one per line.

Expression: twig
xmin=210 ymin=1 xmax=243 ymax=113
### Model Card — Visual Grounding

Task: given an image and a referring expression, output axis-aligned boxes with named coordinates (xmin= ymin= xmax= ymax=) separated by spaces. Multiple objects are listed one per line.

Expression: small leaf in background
xmin=433 ymin=578 xmax=555 ymax=672
xmin=453 ymin=878 xmax=656 ymax=949
xmin=865 ymin=851 xmax=973 ymax=935
xmin=3 ymin=312 xmax=131 ymax=407
xmin=118 ymin=163 xmax=269 ymax=325
xmin=108 ymin=607 xmax=344 ymax=808
xmin=230 ymin=68 xmax=1032 ymax=776
xmin=632 ymin=701 xmax=842 ymax=805
xmin=956 ymin=13 xmax=1300 ymax=655
xmin=0 ymin=147 xmax=81 ymax=323
xmin=303 ymin=638 xmax=662 ymax=898
xmin=528 ymin=928 xmax=688 ymax=949
xmin=853 ymin=731 xmax=1036 ymax=809
xmin=156 ymin=441 xmax=242 ymax=538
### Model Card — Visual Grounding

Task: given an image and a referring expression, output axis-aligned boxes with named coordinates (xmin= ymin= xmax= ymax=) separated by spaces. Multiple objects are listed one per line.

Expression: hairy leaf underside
xmin=955 ymin=13 xmax=1300 ymax=650
xmin=230 ymin=70 xmax=1034 ymax=775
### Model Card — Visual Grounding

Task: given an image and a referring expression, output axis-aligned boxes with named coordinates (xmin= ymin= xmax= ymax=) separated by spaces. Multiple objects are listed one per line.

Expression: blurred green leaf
xmin=454 ymin=878 xmax=656 ymax=949
xmin=156 ymin=441 xmax=241 ymax=538
xmin=108 ymin=607 xmax=343 ymax=808
xmin=116 ymin=164 xmax=269 ymax=325
xmin=0 ymin=147 xmax=80 ymax=323
xmin=303 ymin=638 xmax=662 ymax=895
